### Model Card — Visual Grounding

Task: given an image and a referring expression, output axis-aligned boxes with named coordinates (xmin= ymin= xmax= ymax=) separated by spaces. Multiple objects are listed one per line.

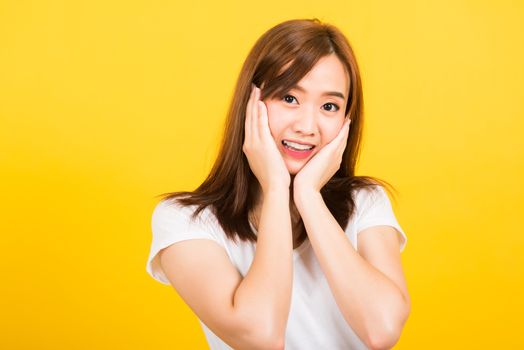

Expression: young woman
xmin=146 ymin=18 xmax=410 ymax=350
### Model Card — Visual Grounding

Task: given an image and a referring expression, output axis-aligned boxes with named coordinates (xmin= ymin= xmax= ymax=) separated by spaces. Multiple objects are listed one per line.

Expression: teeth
xmin=283 ymin=140 xmax=314 ymax=150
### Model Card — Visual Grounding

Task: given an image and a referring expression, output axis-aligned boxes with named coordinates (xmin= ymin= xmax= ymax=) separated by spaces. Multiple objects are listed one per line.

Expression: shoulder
xmin=353 ymin=184 xmax=390 ymax=209
xmin=351 ymin=184 xmax=407 ymax=252
xmin=152 ymin=197 xmax=218 ymax=229
xmin=147 ymin=198 xmax=228 ymax=285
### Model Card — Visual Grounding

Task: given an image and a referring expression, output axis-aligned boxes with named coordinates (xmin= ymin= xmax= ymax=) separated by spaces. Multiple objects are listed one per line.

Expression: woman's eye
xmin=282 ymin=95 xmax=297 ymax=104
xmin=281 ymin=95 xmax=339 ymax=112
xmin=323 ymin=103 xmax=340 ymax=112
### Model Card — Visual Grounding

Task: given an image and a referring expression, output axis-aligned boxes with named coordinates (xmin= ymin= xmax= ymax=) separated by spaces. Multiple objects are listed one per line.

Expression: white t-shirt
xmin=146 ymin=185 xmax=407 ymax=349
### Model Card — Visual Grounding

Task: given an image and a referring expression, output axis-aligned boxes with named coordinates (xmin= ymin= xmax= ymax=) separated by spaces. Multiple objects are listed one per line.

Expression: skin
xmin=264 ymin=53 xmax=351 ymax=178
xmin=243 ymin=53 xmax=410 ymax=348
xmin=245 ymin=53 xmax=351 ymax=245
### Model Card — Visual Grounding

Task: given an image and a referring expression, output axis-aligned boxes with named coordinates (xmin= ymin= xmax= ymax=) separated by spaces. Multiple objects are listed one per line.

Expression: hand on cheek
xmin=293 ymin=117 xmax=351 ymax=199
xmin=242 ymin=85 xmax=290 ymax=193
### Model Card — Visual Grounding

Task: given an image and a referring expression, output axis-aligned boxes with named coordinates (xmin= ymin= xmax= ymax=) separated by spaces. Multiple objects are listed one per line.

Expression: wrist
xmin=293 ymin=187 xmax=321 ymax=209
xmin=262 ymin=186 xmax=290 ymax=199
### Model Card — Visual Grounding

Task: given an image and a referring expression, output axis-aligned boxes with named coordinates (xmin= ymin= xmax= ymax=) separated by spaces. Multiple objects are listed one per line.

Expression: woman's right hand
xmin=243 ymin=84 xmax=290 ymax=193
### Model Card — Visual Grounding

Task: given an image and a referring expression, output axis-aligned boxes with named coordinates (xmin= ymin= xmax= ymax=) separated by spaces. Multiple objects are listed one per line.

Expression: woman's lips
xmin=281 ymin=141 xmax=315 ymax=159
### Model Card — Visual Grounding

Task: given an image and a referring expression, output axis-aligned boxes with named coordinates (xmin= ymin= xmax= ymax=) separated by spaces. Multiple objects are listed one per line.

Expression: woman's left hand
xmin=293 ymin=117 xmax=351 ymax=199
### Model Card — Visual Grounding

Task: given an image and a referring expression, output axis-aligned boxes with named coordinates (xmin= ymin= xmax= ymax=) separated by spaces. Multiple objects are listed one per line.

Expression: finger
xmin=251 ymin=87 xmax=261 ymax=142
xmin=327 ymin=118 xmax=349 ymax=156
xmin=244 ymin=85 xmax=255 ymax=146
xmin=327 ymin=118 xmax=350 ymax=149
xmin=339 ymin=118 xmax=351 ymax=140
xmin=257 ymin=100 xmax=271 ymax=142
xmin=338 ymin=118 xmax=351 ymax=140
xmin=337 ymin=118 xmax=351 ymax=154
xmin=246 ymin=84 xmax=255 ymax=120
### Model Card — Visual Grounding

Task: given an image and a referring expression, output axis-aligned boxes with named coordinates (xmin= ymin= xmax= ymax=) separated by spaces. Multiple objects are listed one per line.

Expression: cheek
xmin=323 ymin=119 xmax=345 ymax=143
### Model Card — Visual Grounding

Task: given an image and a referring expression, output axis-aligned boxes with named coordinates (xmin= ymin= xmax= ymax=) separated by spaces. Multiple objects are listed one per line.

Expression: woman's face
xmin=262 ymin=53 xmax=350 ymax=175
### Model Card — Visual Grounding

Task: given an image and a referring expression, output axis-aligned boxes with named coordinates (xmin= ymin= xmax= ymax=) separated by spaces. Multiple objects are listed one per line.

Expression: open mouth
xmin=282 ymin=140 xmax=315 ymax=151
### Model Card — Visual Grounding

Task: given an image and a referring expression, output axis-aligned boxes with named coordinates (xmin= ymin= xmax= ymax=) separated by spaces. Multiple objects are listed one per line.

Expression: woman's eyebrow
xmin=291 ymin=84 xmax=345 ymax=100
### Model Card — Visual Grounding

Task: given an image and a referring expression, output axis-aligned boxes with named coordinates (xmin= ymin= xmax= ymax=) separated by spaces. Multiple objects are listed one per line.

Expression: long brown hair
xmin=156 ymin=18 xmax=396 ymax=245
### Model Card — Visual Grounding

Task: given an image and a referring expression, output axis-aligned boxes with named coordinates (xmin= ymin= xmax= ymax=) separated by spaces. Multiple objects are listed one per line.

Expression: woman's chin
xmin=285 ymin=162 xmax=306 ymax=176
xmin=282 ymin=151 xmax=314 ymax=175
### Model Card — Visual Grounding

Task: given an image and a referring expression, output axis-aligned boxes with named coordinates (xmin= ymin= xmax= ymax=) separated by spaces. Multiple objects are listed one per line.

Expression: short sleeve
xmin=355 ymin=185 xmax=407 ymax=252
xmin=145 ymin=199 xmax=225 ymax=285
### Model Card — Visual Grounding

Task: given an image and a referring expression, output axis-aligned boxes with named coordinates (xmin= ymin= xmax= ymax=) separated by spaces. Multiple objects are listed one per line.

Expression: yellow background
xmin=1 ymin=0 xmax=523 ymax=349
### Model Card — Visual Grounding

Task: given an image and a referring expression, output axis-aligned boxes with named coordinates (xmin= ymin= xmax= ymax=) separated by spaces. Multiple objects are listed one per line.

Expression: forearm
xmin=233 ymin=188 xmax=293 ymax=343
xmin=295 ymin=190 xmax=408 ymax=348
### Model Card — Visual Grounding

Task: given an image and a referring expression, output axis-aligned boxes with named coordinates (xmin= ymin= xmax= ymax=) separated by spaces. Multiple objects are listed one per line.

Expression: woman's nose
xmin=292 ymin=105 xmax=318 ymax=135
